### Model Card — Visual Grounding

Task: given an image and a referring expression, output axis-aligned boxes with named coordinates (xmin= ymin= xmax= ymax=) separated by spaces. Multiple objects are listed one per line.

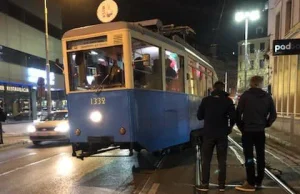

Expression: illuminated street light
xmin=235 ymin=10 xmax=260 ymax=91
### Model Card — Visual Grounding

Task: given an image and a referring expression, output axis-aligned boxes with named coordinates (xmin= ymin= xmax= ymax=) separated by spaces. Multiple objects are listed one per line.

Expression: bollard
xmin=195 ymin=144 xmax=201 ymax=187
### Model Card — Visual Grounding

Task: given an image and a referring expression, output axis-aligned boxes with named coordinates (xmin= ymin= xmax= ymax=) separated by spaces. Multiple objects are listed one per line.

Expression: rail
xmin=228 ymin=136 xmax=296 ymax=194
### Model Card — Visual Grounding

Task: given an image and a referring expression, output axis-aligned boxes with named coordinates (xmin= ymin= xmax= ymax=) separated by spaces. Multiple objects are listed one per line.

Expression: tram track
xmin=228 ymin=136 xmax=297 ymax=194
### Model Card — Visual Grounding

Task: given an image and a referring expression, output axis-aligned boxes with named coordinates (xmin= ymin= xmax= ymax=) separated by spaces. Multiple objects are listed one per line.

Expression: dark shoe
xmin=219 ymin=184 xmax=225 ymax=192
xmin=235 ymin=181 xmax=255 ymax=192
xmin=196 ymin=184 xmax=209 ymax=191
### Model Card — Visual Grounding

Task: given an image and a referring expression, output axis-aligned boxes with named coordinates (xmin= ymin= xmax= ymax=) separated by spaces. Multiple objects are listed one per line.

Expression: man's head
xmin=250 ymin=76 xmax=264 ymax=88
xmin=213 ymin=81 xmax=225 ymax=91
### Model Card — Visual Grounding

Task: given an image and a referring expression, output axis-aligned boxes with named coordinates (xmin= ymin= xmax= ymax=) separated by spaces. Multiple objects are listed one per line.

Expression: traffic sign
xmin=97 ymin=0 xmax=118 ymax=23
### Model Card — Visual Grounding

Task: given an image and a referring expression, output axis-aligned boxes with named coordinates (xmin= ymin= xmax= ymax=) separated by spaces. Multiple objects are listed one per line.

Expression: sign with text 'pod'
xmin=273 ymin=39 xmax=300 ymax=55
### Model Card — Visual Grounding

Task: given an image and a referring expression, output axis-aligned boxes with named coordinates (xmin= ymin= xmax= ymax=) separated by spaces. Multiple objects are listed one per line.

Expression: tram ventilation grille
xmin=113 ymin=34 xmax=123 ymax=44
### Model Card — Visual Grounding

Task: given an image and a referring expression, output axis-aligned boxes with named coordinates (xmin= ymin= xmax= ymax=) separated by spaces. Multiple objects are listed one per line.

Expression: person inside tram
xmin=75 ymin=51 xmax=88 ymax=88
xmin=134 ymin=57 xmax=146 ymax=87
xmin=94 ymin=61 xmax=109 ymax=86
xmin=165 ymin=58 xmax=177 ymax=90
xmin=108 ymin=60 xmax=123 ymax=85
xmin=149 ymin=59 xmax=162 ymax=90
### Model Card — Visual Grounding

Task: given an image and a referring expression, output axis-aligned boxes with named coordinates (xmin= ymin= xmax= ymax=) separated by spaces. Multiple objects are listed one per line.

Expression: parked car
xmin=28 ymin=110 xmax=69 ymax=145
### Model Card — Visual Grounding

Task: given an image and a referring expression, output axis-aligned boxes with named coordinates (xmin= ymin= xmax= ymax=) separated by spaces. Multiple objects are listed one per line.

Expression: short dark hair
xmin=213 ymin=81 xmax=225 ymax=90
xmin=250 ymin=76 xmax=263 ymax=88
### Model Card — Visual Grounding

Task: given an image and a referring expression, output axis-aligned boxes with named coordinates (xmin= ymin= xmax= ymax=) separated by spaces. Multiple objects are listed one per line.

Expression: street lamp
xmin=235 ymin=10 xmax=260 ymax=91
xmin=44 ymin=0 xmax=51 ymax=115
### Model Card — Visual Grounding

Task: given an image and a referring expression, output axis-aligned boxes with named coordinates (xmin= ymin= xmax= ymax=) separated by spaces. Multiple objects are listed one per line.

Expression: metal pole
xmin=244 ymin=18 xmax=248 ymax=91
xmin=44 ymin=0 xmax=51 ymax=115
xmin=225 ymin=72 xmax=228 ymax=92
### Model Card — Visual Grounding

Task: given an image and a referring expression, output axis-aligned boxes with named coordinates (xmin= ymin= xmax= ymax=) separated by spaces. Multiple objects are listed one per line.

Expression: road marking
xmin=148 ymin=183 xmax=160 ymax=194
xmin=0 ymin=153 xmax=37 ymax=165
xmin=229 ymin=146 xmax=244 ymax=164
xmin=0 ymin=153 xmax=65 ymax=177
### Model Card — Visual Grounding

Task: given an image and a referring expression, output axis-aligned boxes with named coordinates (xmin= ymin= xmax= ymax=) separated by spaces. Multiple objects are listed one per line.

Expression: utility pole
xmin=225 ymin=72 xmax=228 ymax=92
xmin=244 ymin=18 xmax=249 ymax=91
xmin=44 ymin=0 xmax=51 ymax=115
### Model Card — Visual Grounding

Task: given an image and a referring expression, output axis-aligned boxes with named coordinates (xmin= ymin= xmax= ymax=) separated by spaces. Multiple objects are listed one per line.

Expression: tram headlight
xmin=54 ymin=123 xmax=70 ymax=133
xmin=27 ymin=125 xmax=36 ymax=133
xmin=90 ymin=111 xmax=102 ymax=123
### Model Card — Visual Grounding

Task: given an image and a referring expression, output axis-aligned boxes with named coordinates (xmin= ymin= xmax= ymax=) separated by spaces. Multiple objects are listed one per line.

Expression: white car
xmin=28 ymin=110 xmax=69 ymax=145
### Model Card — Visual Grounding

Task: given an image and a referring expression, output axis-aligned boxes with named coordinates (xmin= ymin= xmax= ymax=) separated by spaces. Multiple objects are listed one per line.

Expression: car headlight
xmin=90 ymin=111 xmax=102 ymax=123
xmin=27 ymin=125 xmax=36 ymax=133
xmin=54 ymin=123 xmax=70 ymax=133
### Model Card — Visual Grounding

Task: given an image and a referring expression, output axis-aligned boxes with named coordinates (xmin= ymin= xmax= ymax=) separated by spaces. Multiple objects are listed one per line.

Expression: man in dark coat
xmin=235 ymin=76 xmax=277 ymax=192
xmin=0 ymin=107 xmax=6 ymax=144
xmin=197 ymin=81 xmax=236 ymax=192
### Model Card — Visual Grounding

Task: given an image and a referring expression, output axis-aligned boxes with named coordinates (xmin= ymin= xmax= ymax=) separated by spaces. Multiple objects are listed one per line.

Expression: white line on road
xmin=0 ymin=153 xmax=65 ymax=177
xmin=229 ymin=146 xmax=244 ymax=164
xmin=148 ymin=183 xmax=160 ymax=194
xmin=0 ymin=153 xmax=37 ymax=165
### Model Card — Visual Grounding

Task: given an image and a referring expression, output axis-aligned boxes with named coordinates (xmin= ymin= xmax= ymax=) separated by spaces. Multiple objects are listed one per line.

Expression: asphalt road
xmin=0 ymin=131 xmax=299 ymax=194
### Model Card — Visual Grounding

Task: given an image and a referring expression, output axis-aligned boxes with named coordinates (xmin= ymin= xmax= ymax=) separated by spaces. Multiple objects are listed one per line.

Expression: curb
xmin=0 ymin=140 xmax=30 ymax=150
xmin=3 ymin=133 xmax=29 ymax=137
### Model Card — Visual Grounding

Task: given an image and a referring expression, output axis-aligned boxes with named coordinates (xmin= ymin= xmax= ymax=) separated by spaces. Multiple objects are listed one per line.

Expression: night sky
xmin=61 ymin=0 xmax=267 ymax=59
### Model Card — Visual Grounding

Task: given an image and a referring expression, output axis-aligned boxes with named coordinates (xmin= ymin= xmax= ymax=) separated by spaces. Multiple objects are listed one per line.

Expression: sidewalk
xmin=0 ymin=134 xmax=30 ymax=149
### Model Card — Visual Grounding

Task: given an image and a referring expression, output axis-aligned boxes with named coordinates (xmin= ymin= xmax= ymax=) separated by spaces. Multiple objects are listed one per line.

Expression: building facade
xmin=0 ymin=0 xmax=65 ymax=121
xmin=268 ymin=0 xmax=300 ymax=136
xmin=237 ymin=37 xmax=270 ymax=93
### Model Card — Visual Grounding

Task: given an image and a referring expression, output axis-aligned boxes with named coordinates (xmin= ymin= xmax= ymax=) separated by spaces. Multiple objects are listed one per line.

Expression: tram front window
xmin=67 ymin=46 xmax=124 ymax=91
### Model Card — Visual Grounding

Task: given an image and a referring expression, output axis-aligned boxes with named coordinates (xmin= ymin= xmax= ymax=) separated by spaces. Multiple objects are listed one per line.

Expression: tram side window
xmin=67 ymin=45 xmax=125 ymax=91
xmin=165 ymin=50 xmax=184 ymax=92
xmin=207 ymin=70 xmax=213 ymax=95
xmin=198 ymin=65 xmax=206 ymax=97
xmin=132 ymin=39 xmax=162 ymax=90
xmin=187 ymin=58 xmax=207 ymax=96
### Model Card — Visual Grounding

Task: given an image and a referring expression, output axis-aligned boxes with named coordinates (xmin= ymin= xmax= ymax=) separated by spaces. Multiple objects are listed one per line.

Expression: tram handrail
xmin=228 ymin=136 xmax=296 ymax=194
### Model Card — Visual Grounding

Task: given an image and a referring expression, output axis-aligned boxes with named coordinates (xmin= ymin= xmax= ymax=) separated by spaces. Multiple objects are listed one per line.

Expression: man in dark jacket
xmin=0 ymin=107 xmax=6 ymax=144
xmin=235 ymin=76 xmax=277 ymax=192
xmin=197 ymin=81 xmax=236 ymax=192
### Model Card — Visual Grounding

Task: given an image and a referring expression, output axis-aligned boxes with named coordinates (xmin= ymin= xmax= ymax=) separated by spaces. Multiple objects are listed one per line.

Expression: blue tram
xmin=61 ymin=20 xmax=217 ymax=157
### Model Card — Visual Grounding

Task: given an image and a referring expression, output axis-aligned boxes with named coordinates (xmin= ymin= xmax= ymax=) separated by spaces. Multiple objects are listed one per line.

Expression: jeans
xmin=242 ymin=131 xmax=265 ymax=186
xmin=201 ymin=136 xmax=228 ymax=185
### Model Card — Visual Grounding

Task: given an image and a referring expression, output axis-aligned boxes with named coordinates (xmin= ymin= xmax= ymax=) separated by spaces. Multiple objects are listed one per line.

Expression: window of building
xmin=0 ymin=45 xmax=62 ymax=74
xmin=132 ymin=39 xmax=162 ymax=90
xmin=165 ymin=50 xmax=184 ymax=92
xmin=285 ymin=0 xmax=292 ymax=34
xmin=239 ymin=45 xmax=243 ymax=55
xmin=260 ymin=43 xmax=265 ymax=51
xmin=250 ymin=60 xmax=254 ymax=69
xmin=275 ymin=13 xmax=281 ymax=39
xmin=260 ymin=59 xmax=265 ymax=69
xmin=0 ymin=0 xmax=61 ymax=39
xmin=250 ymin=44 xmax=255 ymax=53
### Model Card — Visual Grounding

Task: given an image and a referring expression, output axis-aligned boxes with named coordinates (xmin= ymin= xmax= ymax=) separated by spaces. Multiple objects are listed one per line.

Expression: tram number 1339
xmin=90 ymin=97 xmax=106 ymax=105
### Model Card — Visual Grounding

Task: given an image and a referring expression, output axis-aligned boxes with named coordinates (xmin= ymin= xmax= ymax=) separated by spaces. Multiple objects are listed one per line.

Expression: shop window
xmin=132 ymin=39 xmax=162 ymax=90
xmin=165 ymin=50 xmax=184 ymax=92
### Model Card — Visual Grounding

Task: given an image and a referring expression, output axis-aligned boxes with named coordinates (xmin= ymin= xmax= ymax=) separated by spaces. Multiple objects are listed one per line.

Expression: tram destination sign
xmin=273 ymin=39 xmax=300 ymax=55
xmin=67 ymin=36 xmax=107 ymax=50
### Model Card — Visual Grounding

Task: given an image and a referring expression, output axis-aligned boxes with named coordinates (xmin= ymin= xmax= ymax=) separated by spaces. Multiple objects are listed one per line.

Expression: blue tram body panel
xmin=68 ymin=90 xmax=133 ymax=143
xmin=68 ymin=89 xmax=203 ymax=152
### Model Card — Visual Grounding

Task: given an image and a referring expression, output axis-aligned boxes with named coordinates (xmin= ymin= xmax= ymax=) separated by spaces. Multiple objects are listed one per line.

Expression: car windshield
xmin=42 ymin=112 xmax=68 ymax=121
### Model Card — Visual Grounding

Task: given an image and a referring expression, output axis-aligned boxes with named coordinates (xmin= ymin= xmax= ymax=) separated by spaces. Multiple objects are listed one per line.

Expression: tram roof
xmin=63 ymin=21 xmax=213 ymax=70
